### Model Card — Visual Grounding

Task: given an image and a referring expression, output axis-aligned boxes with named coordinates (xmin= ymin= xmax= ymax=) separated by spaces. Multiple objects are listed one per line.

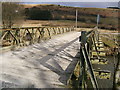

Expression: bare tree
xmin=2 ymin=2 xmax=25 ymax=28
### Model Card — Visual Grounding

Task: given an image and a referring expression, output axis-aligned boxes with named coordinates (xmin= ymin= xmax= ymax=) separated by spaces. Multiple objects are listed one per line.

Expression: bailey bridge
xmin=0 ymin=26 xmax=117 ymax=89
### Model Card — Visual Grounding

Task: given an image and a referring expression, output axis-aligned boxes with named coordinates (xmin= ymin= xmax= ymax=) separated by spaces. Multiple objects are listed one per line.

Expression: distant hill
xmin=24 ymin=4 xmax=119 ymax=30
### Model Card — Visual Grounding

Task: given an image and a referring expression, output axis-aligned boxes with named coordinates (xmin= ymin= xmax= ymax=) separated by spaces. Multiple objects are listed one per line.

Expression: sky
xmin=1 ymin=0 xmax=120 ymax=8
xmin=23 ymin=2 xmax=119 ymax=8
xmin=1 ymin=0 xmax=120 ymax=2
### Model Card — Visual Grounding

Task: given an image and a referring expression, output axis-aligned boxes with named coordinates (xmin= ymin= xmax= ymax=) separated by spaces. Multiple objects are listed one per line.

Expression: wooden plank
xmin=0 ymin=31 xmax=8 ymax=41
xmin=26 ymin=28 xmax=33 ymax=44
xmin=47 ymin=28 xmax=51 ymax=39
xmin=9 ymin=31 xmax=19 ymax=45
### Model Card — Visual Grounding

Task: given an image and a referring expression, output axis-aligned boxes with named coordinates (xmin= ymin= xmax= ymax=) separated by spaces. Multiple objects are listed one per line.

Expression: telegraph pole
xmin=97 ymin=14 xmax=100 ymax=42
xmin=76 ymin=9 xmax=78 ymax=30
xmin=97 ymin=14 xmax=100 ymax=28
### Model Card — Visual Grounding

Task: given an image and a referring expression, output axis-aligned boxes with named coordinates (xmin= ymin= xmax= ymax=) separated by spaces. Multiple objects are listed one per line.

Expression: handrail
xmin=79 ymin=27 xmax=99 ymax=89
xmin=0 ymin=26 xmax=75 ymax=49
xmin=0 ymin=26 xmax=75 ymax=31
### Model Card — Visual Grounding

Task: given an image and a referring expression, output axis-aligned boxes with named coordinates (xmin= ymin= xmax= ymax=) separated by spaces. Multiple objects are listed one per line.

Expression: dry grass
xmin=13 ymin=20 xmax=96 ymax=28
xmin=99 ymin=29 xmax=118 ymax=33
xmin=101 ymin=36 xmax=117 ymax=48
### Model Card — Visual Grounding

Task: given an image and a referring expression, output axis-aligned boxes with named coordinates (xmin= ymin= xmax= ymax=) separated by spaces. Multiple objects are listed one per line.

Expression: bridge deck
xmin=0 ymin=31 xmax=80 ymax=88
